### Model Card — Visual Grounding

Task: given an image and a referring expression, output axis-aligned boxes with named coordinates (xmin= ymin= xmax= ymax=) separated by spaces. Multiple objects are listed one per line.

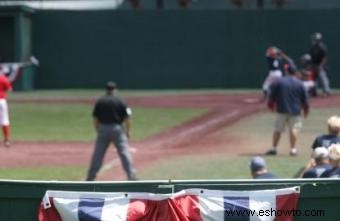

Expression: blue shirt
xmin=254 ymin=172 xmax=278 ymax=179
xmin=320 ymin=167 xmax=340 ymax=178
xmin=269 ymin=76 xmax=309 ymax=115
xmin=311 ymin=134 xmax=340 ymax=149
xmin=302 ymin=164 xmax=333 ymax=178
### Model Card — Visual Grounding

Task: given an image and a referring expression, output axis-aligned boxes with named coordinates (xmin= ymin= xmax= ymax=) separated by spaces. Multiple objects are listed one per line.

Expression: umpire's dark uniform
xmin=86 ymin=82 xmax=137 ymax=181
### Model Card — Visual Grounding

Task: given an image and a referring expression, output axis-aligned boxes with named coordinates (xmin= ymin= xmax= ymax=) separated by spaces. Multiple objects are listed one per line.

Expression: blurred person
xmin=311 ymin=115 xmax=340 ymax=150
xmin=261 ymin=47 xmax=295 ymax=101
xmin=265 ymin=61 xmax=309 ymax=156
xmin=300 ymin=147 xmax=332 ymax=178
xmin=86 ymin=81 xmax=137 ymax=181
xmin=0 ymin=56 xmax=39 ymax=83
xmin=250 ymin=156 xmax=278 ymax=179
xmin=0 ymin=67 xmax=12 ymax=147
xmin=299 ymin=53 xmax=317 ymax=97
xmin=320 ymin=143 xmax=340 ymax=178
xmin=309 ymin=32 xmax=330 ymax=96
xmin=178 ymin=0 xmax=191 ymax=8
xmin=128 ymin=0 xmax=141 ymax=9
xmin=128 ymin=0 xmax=189 ymax=9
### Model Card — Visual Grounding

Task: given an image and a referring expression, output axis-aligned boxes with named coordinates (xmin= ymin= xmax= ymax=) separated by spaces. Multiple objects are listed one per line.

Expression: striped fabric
xmin=38 ymin=187 xmax=300 ymax=221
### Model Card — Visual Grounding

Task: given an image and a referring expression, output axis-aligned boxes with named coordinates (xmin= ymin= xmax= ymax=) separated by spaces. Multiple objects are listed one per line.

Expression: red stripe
xmin=126 ymin=195 xmax=203 ymax=221
xmin=38 ymin=197 xmax=62 ymax=221
xmin=275 ymin=193 xmax=299 ymax=221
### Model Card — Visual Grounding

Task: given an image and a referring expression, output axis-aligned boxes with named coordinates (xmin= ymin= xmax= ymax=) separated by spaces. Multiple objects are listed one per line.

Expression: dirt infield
xmin=0 ymin=93 xmax=339 ymax=180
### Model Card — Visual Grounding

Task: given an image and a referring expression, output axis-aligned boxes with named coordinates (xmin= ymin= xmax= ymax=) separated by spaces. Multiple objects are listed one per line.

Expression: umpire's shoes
xmin=265 ymin=149 xmax=277 ymax=156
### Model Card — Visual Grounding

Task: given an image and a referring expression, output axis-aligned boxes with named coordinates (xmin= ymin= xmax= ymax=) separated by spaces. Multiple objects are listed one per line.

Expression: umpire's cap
xmin=106 ymin=81 xmax=117 ymax=90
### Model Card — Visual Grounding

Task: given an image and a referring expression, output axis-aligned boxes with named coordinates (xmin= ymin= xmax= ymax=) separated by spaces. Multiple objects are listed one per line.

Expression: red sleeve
xmin=4 ymin=77 xmax=12 ymax=91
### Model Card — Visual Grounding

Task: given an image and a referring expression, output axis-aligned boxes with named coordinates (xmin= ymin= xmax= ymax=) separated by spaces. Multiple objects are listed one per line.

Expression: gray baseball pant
xmin=318 ymin=67 xmax=330 ymax=94
xmin=86 ymin=124 xmax=137 ymax=181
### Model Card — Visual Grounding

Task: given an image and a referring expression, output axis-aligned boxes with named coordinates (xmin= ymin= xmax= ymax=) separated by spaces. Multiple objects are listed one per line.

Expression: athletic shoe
xmin=4 ymin=140 xmax=10 ymax=148
xmin=289 ymin=148 xmax=297 ymax=156
xmin=265 ymin=149 xmax=277 ymax=156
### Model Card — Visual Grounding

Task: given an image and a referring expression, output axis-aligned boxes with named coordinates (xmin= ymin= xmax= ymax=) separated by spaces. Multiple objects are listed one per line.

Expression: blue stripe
xmin=224 ymin=196 xmax=250 ymax=221
xmin=78 ymin=198 xmax=105 ymax=221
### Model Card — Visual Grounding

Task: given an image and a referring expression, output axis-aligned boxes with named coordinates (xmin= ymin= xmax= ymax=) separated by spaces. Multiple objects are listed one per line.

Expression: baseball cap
xmin=250 ymin=156 xmax=266 ymax=171
xmin=328 ymin=144 xmax=340 ymax=161
xmin=312 ymin=147 xmax=329 ymax=159
xmin=106 ymin=81 xmax=117 ymax=90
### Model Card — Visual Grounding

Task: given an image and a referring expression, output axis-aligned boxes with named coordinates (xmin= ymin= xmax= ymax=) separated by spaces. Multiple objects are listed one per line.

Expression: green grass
xmin=0 ymin=166 xmax=86 ymax=181
xmin=10 ymin=103 xmax=206 ymax=141
xmin=3 ymin=90 xmax=340 ymax=180
xmin=139 ymin=154 xmax=306 ymax=180
xmin=139 ymin=107 xmax=340 ymax=180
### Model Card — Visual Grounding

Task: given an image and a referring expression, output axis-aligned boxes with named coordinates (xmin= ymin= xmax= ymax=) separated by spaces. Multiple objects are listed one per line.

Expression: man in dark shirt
xmin=250 ymin=156 xmax=278 ymax=179
xmin=86 ymin=81 xmax=137 ymax=181
xmin=309 ymin=32 xmax=330 ymax=96
xmin=266 ymin=63 xmax=309 ymax=156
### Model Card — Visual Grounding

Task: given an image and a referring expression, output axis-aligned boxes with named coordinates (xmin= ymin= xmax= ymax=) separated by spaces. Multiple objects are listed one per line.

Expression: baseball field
xmin=0 ymin=89 xmax=339 ymax=181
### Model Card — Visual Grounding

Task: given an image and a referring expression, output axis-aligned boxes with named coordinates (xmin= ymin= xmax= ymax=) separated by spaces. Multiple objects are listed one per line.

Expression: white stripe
xmin=199 ymin=195 xmax=224 ymax=221
xmin=249 ymin=191 xmax=275 ymax=221
xmin=101 ymin=197 xmax=130 ymax=221
xmin=43 ymin=187 xmax=299 ymax=221
xmin=53 ymin=198 xmax=80 ymax=221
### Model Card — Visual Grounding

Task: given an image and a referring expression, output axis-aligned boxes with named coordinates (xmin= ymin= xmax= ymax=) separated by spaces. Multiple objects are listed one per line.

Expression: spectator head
xmin=250 ymin=156 xmax=268 ymax=177
xmin=266 ymin=46 xmax=281 ymax=58
xmin=311 ymin=32 xmax=323 ymax=44
xmin=327 ymin=115 xmax=340 ymax=135
xmin=328 ymin=144 xmax=340 ymax=166
xmin=312 ymin=146 xmax=329 ymax=165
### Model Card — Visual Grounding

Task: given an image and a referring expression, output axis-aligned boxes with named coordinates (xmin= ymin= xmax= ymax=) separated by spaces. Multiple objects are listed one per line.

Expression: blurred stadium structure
xmin=1 ymin=0 xmax=340 ymax=10
xmin=1 ymin=0 xmax=340 ymax=90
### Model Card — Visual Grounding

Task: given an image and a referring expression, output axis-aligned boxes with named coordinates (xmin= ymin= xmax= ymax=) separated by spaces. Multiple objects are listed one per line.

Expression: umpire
xmin=86 ymin=81 xmax=137 ymax=181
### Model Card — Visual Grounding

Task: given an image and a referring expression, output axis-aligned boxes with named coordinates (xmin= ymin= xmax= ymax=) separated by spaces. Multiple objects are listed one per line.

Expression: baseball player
xmin=0 ymin=67 xmax=13 ymax=147
xmin=262 ymin=47 xmax=295 ymax=101
xmin=0 ymin=56 xmax=39 ymax=83
xmin=298 ymin=53 xmax=317 ymax=97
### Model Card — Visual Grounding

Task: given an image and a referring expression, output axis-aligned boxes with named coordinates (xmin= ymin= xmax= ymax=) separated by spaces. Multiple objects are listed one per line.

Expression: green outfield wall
xmin=32 ymin=9 xmax=340 ymax=89
xmin=0 ymin=179 xmax=340 ymax=220
xmin=0 ymin=6 xmax=34 ymax=90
